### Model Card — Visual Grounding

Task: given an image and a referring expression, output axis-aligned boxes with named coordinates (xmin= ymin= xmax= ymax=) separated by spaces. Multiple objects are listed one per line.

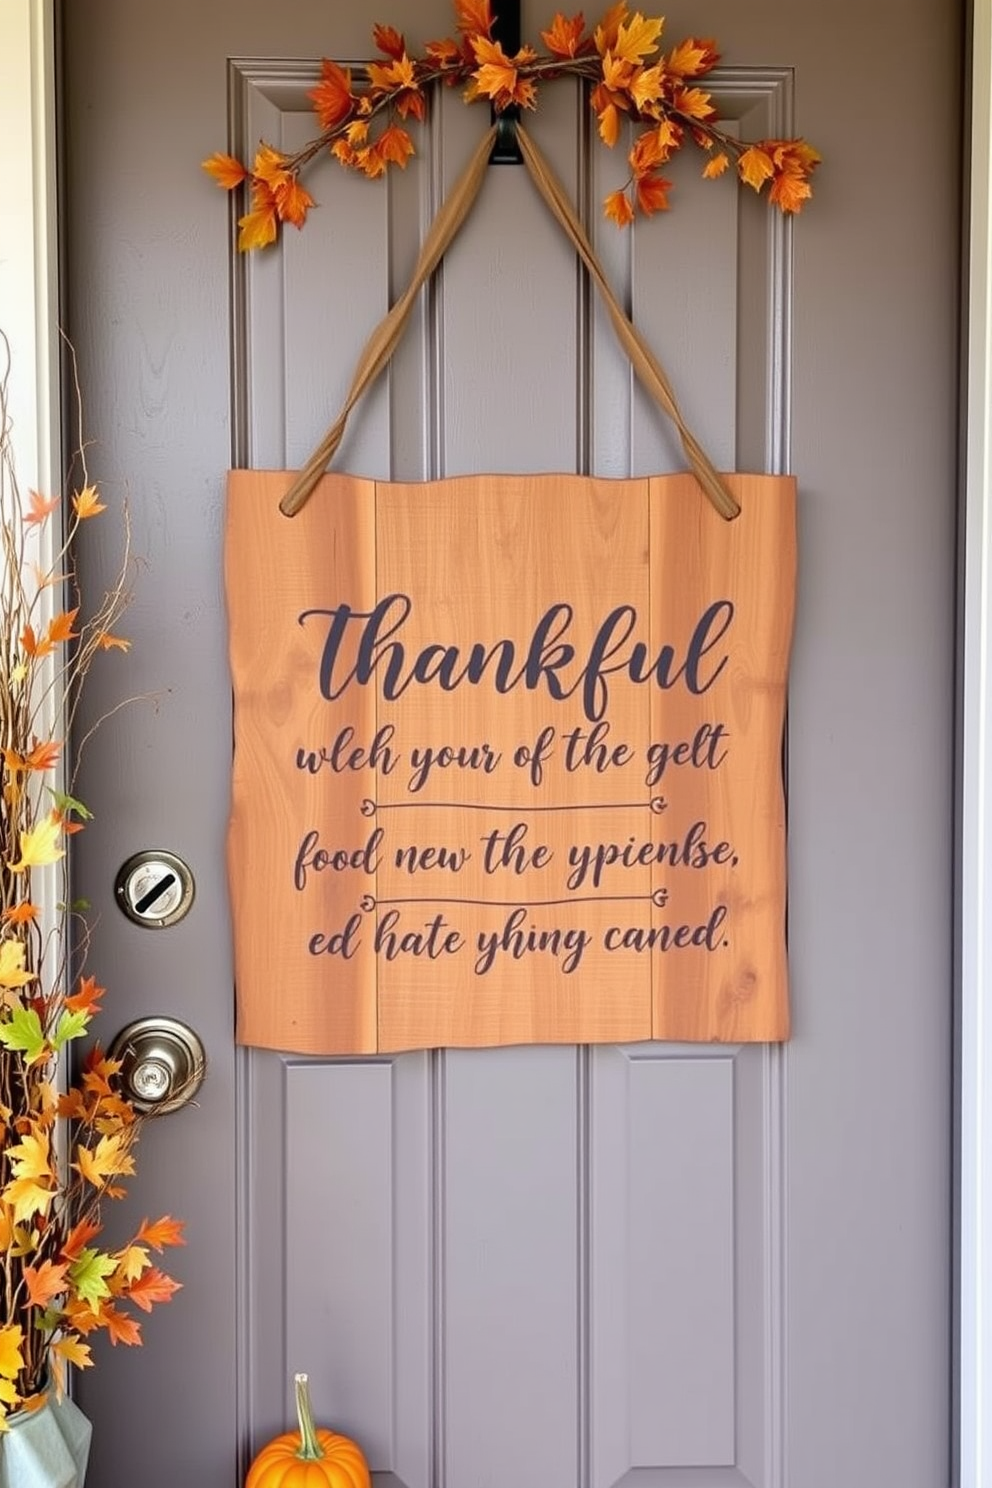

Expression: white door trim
xmin=2 ymin=1 xmax=983 ymax=1480
xmin=0 ymin=0 xmax=59 ymax=503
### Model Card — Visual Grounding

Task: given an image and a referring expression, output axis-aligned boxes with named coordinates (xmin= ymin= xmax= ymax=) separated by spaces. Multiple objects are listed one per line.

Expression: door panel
xmin=62 ymin=3 xmax=957 ymax=1485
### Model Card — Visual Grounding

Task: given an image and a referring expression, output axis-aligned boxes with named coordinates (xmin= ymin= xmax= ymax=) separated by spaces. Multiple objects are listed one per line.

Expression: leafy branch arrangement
xmin=203 ymin=0 xmax=821 ymax=251
xmin=0 ymin=334 xmax=183 ymax=1426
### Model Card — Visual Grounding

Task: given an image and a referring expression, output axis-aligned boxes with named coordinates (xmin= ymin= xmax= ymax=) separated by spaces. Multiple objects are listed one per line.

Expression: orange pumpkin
xmin=246 ymin=1373 xmax=371 ymax=1488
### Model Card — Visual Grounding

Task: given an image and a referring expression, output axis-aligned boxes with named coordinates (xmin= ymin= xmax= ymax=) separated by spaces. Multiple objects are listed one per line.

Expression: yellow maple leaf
xmin=2 ymin=1176 xmax=54 ymax=1224
xmin=0 ymin=941 xmax=34 ymax=989
xmin=0 ymin=1326 xmax=24 ymax=1382
xmin=9 ymin=813 xmax=64 ymax=873
xmin=673 ymin=86 xmax=715 ymax=121
xmin=74 ymin=1131 xmax=136 ymax=1188
xmin=738 ymin=144 xmax=775 ymax=192
xmin=52 ymin=1335 xmax=93 ymax=1370
xmin=629 ymin=63 xmax=666 ymax=112
xmin=703 ymin=151 xmax=730 ymax=179
xmin=613 ymin=11 xmax=664 ymax=65
xmin=8 ymin=1128 xmax=52 ymax=1182
xmin=114 ymin=1244 xmax=151 ymax=1285
xmin=72 ymin=485 xmax=106 ymax=519
xmin=238 ymin=201 xmax=278 ymax=252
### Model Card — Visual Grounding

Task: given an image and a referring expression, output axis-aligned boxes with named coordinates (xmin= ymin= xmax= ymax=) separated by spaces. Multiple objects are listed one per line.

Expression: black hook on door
xmin=489 ymin=1 xmax=523 ymax=164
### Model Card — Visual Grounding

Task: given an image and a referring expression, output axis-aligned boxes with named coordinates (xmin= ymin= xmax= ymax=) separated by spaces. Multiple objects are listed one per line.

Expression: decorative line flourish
xmin=360 ymin=796 xmax=668 ymax=816
xmin=358 ymin=889 xmax=671 ymax=912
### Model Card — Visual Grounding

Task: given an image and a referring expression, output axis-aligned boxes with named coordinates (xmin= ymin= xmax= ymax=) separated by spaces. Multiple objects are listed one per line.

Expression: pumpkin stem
xmin=293 ymin=1372 xmax=325 ymax=1461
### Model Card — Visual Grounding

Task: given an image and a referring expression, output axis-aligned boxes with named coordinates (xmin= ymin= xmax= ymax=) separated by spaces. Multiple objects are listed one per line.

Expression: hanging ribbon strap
xmin=280 ymin=122 xmax=740 ymax=520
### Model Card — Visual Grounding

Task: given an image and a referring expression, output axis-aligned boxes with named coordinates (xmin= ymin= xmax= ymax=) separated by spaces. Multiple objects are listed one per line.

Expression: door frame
xmin=0 ymin=0 xmax=984 ymax=1478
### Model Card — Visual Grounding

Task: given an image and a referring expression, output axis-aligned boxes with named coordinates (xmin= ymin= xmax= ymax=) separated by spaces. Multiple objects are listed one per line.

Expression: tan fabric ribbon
xmin=279 ymin=121 xmax=739 ymax=521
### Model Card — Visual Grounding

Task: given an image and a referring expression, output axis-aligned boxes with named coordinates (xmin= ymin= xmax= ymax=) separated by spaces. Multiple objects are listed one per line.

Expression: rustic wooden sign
xmin=225 ymin=471 xmax=796 ymax=1053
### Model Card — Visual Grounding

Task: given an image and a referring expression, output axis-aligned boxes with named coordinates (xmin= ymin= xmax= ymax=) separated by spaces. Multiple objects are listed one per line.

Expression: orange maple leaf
xmin=308 ymin=58 xmax=354 ymax=131
xmin=372 ymin=22 xmax=406 ymax=59
xmin=601 ymin=51 xmax=635 ymax=92
xmin=272 ymin=176 xmax=316 ymax=230
xmin=49 ymin=609 xmax=80 ymax=645
xmin=353 ymin=142 xmax=388 ymax=179
xmin=201 ymin=152 xmax=248 ymax=191
xmin=597 ymin=101 xmax=621 ymax=146
xmin=541 ymin=12 xmax=589 ymax=58
xmin=25 ymin=740 xmax=61 ymax=771
xmin=425 ymin=37 xmax=462 ymax=67
xmin=378 ymin=124 xmax=416 ymax=168
xmin=769 ymin=168 xmax=814 ymax=213
xmin=590 ymin=81 xmax=629 ymax=147
xmin=125 ymin=1267 xmax=182 ymax=1313
xmin=101 ymin=1305 xmax=143 ymax=1347
xmin=666 ymin=37 xmax=719 ymax=78
xmin=61 ymin=1218 xmax=102 ymax=1262
xmin=65 ymin=975 xmax=106 ymax=1016
xmin=95 ymin=631 xmax=131 ymax=652
xmin=454 ymin=0 xmax=493 ymax=37
xmin=23 ymin=490 xmax=59 ymax=527
xmin=23 ymin=1259 xmax=69 ymax=1308
xmin=603 ymin=187 xmax=635 ymax=226
xmin=702 ymin=151 xmax=730 ymax=179
xmin=396 ymin=88 xmax=427 ymax=122
xmin=72 ymin=486 xmax=105 ymax=519
xmin=20 ymin=624 xmax=47 ymax=659
xmin=738 ymin=144 xmax=776 ymax=192
xmin=2 ymin=903 xmax=38 ymax=927
xmin=636 ymin=171 xmax=672 ymax=215
xmin=629 ymin=125 xmax=669 ymax=176
xmin=369 ymin=55 xmax=417 ymax=93
xmin=594 ymin=0 xmax=629 ymax=55
xmin=136 ymin=1216 xmax=186 ymax=1252
xmin=57 ymin=1089 xmax=90 ymax=1121
xmin=470 ymin=37 xmax=538 ymax=111
xmin=20 ymin=612 xmax=78 ymax=664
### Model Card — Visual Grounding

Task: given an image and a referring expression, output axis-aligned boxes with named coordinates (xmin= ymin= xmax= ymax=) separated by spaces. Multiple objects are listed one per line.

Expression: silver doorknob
xmin=107 ymin=1017 xmax=206 ymax=1114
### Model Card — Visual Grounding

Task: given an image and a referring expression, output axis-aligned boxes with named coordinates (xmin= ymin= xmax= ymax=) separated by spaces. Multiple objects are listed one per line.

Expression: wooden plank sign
xmin=226 ymin=471 xmax=796 ymax=1053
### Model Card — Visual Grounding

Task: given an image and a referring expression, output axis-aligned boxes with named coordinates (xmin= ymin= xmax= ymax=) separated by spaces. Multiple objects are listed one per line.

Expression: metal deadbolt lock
xmin=107 ymin=1017 xmax=206 ymax=1114
xmin=115 ymin=850 xmax=195 ymax=928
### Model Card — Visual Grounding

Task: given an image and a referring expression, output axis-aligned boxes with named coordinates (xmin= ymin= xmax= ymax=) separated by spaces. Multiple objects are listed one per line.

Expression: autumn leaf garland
xmin=0 ymin=335 xmax=184 ymax=1426
xmin=203 ymin=1 xmax=820 ymax=251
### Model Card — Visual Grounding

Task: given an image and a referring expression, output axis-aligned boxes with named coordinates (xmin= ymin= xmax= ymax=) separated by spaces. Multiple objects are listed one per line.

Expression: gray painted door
xmin=61 ymin=2 xmax=958 ymax=1485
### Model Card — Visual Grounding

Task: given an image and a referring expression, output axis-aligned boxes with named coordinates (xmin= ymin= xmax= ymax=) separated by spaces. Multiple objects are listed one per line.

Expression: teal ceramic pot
xmin=0 ymin=1390 xmax=91 ymax=1488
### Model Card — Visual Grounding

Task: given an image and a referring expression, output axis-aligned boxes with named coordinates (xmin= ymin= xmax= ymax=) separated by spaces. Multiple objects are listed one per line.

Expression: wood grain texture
xmin=227 ymin=470 xmax=794 ymax=1052
xmin=226 ymin=469 xmax=378 ymax=1053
